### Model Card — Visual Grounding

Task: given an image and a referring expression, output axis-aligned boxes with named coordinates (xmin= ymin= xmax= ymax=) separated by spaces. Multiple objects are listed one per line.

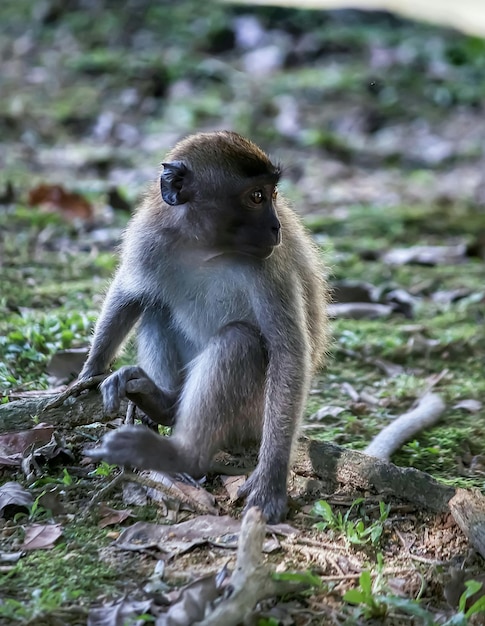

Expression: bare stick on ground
xmin=43 ymin=374 xmax=107 ymax=410
xmin=197 ymin=507 xmax=313 ymax=626
xmin=302 ymin=438 xmax=455 ymax=513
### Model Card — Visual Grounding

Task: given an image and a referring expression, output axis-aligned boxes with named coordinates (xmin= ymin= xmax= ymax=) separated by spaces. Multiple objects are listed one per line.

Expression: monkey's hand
xmin=100 ymin=366 xmax=175 ymax=426
xmin=238 ymin=469 xmax=288 ymax=525
xmin=85 ymin=425 xmax=176 ymax=471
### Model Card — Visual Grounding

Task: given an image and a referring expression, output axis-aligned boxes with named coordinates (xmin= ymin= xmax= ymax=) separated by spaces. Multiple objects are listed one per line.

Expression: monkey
xmin=80 ymin=130 xmax=329 ymax=523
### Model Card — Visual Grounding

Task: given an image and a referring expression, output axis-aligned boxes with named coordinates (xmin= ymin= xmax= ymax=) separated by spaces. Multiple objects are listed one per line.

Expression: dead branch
xmin=364 ymin=392 xmax=446 ymax=460
xmin=0 ymin=392 xmax=459 ymax=518
xmin=0 ymin=390 xmax=119 ymax=433
xmin=449 ymin=488 xmax=485 ymax=560
xmin=299 ymin=439 xmax=455 ymax=513
xmin=197 ymin=507 xmax=312 ymax=626
xmin=43 ymin=374 xmax=107 ymax=410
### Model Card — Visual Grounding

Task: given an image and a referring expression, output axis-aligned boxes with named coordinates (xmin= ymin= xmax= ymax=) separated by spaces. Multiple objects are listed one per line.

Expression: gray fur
xmin=81 ymin=131 xmax=329 ymax=523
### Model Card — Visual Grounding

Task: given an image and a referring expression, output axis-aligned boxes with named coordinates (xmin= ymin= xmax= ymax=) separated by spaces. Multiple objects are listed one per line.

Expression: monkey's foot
xmin=101 ymin=366 xmax=175 ymax=425
xmin=85 ymin=425 xmax=178 ymax=472
xmin=238 ymin=470 xmax=288 ymax=524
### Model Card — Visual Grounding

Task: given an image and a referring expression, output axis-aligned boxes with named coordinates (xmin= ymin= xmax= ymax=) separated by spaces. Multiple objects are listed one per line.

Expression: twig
xmin=81 ymin=471 xmax=127 ymax=518
xmin=197 ymin=508 xmax=313 ymax=626
xmin=43 ymin=375 xmax=107 ymax=410
xmin=82 ymin=469 xmax=215 ymax=518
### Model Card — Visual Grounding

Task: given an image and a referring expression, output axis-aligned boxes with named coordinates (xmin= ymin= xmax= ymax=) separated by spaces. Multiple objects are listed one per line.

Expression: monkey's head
xmin=160 ymin=131 xmax=282 ymax=260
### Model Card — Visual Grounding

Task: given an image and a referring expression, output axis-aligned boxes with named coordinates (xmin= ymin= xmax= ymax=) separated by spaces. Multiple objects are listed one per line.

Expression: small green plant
xmin=344 ymin=571 xmax=485 ymax=624
xmin=0 ymin=588 xmax=83 ymax=622
xmin=272 ymin=570 xmax=322 ymax=588
xmin=344 ymin=569 xmax=388 ymax=619
xmin=453 ymin=580 xmax=485 ymax=622
xmin=89 ymin=461 xmax=117 ymax=477
xmin=136 ymin=615 xmax=156 ymax=623
xmin=13 ymin=491 xmax=51 ymax=524
xmin=313 ymin=499 xmax=390 ymax=547
xmin=257 ymin=618 xmax=279 ymax=626
xmin=29 ymin=492 xmax=51 ymax=522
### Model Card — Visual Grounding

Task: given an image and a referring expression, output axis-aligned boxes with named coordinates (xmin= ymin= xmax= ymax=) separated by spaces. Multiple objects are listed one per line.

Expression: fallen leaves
xmin=87 ymin=598 xmax=152 ymax=626
xmin=330 ymin=279 xmax=417 ymax=319
xmin=114 ymin=515 xmax=299 ymax=560
xmin=22 ymin=523 xmax=63 ymax=551
xmin=97 ymin=504 xmax=133 ymax=528
xmin=0 ymin=423 xmax=55 ymax=468
xmin=28 ymin=183 xmax=93 ymax=221
xmin=0 ymin=481 xmax=33 ymax=518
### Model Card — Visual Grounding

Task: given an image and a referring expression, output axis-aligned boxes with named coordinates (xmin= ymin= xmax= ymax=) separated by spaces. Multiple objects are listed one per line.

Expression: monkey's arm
xmin=80 ymin=277 xmax=143 ymax=379
xmin=240 ymin=279 xmax=311 ymax=522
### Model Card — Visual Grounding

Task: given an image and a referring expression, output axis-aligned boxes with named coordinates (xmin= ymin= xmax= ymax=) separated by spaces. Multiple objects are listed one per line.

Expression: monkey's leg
xmin=100 ymin=366 xmax=177 ymax=426
xmin=86 ymin=322 xmax=267 ymax=477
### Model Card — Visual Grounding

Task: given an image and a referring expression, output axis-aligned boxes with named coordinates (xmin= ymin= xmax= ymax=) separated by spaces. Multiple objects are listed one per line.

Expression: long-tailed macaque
xmin=81 ymin=131 xmax=328 ymax=523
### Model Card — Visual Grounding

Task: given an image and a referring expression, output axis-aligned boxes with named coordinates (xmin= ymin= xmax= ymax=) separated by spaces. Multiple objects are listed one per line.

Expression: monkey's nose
xmin=272 ymin=224 xmax=281 ymax=245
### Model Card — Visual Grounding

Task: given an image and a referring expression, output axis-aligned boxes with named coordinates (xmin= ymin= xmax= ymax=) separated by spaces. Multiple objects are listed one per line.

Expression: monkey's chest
xmin=163 ymin=270 xmax=255 ymax=344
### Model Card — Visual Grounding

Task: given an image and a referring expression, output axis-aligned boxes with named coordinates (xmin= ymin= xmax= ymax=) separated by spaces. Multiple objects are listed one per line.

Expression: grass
xmin=1 ymin=1 xmax=484 ymax=622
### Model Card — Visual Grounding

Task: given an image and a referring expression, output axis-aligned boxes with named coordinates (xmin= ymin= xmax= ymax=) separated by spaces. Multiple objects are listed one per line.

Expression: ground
xmin=0 ymin=1 xmax=484 ymax=624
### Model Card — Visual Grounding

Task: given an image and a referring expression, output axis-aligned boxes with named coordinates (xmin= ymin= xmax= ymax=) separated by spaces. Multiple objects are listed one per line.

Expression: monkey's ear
xmin=161 ymin=161 xmax=190 ymax=206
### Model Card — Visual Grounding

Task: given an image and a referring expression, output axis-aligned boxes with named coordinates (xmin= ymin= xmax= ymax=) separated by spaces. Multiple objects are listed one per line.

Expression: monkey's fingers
xmin=125 ymin=378 xmax=176 ymax=426
xmin=100 ymin=366 xmax=153 ymax=415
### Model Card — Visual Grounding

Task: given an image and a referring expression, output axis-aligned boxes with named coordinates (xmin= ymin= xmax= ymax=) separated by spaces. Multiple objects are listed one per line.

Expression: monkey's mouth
xmin=239 ymin=245 xmax=275 ymax=260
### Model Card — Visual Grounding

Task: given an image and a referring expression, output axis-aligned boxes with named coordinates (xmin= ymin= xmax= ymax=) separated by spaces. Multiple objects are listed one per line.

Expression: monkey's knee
xmin=216 ymin=322 xmax=267 ymax=363
xmin=217 ymin=320 xmax=262 ymax=341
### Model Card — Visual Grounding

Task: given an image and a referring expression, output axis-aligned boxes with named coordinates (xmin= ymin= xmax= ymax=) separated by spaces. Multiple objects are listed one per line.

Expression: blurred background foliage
xmin=0 ymin=0 xmax=484 ymax=479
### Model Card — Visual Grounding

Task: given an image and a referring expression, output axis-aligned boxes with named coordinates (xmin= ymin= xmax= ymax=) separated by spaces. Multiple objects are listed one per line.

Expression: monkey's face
xmin=160 ymin=131 xmax=282 ymax=260
xmin=223 ymin=181 xmax=281 ymax=259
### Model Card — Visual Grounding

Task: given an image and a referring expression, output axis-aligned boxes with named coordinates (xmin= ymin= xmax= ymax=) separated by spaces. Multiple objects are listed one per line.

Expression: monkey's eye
xmin=272 ymin=187 xmax=278 ymax=201
xmin=250 ymin=190 xmax=264 ymax=205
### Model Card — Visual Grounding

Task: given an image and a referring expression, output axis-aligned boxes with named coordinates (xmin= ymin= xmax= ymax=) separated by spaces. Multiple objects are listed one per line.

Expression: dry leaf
xmin=22 ymin=523 xmax=63 ymax=550
xmin=116 ymin=515 xmax=299 ymax=559
xmin=331 ymin=280 xmax=376 ymax=303
xmin=98 ymin=504 xmax=134 ymax=528
xmin=0 ymin=482 xmax=33 ymax=518
xmin=0 ymin=550 xmax=23 ymax=564
xmin=141 ymin=470 xmax=219 ymax=515
xmin=156 ymin=573 xmax=224 ymax=626
xmin=0 ymin=424 xmax=55 ymax=468
xmin=47 ymin=348 xmax=89 ymax=385
xmin=453 ymin=399 xmax=483 ymax=413
xmin=220 ymin=475 xmax=246 ymax=502
xmin=28 ymin=183 xmax=93 ymax=221
xmin=308 ymin=405 xmax=347 ymax=421
xmin=88 ymin=598 xmax=152 ymax=626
